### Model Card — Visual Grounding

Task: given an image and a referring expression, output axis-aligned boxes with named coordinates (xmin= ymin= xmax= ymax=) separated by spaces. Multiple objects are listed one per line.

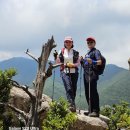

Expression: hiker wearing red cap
xmin=56 ymin=36 xmax=80 ymax=112
xmin=81 ymin=36 xmax=105 ymax=117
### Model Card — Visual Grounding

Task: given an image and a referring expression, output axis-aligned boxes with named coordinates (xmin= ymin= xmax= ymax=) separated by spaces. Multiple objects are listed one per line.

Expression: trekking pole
xmin=88 ymin=65 xmax=91 ymax=114
xmin=52 ymin=50 xmax=58 ymax=101
xmin=79 ymin=57 xmax=83 ymax=114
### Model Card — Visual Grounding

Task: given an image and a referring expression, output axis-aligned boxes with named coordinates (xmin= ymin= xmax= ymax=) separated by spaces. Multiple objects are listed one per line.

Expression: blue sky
xmin=0 ymin=0 xmax=130 ymax=69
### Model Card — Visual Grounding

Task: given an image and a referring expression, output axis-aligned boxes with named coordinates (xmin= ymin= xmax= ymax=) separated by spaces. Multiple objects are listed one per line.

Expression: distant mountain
xmin=0 ymin=57 xmax=130 ymax=108
xmin=99 ymin=69 xmax=130 ymax=105
xmin=0 ymin=57 xmax=64 ymax=97
xmin=99 ymin=64 xmax=126 ymax=83
xmin=0 ymin=57 xmax=37 ymax=85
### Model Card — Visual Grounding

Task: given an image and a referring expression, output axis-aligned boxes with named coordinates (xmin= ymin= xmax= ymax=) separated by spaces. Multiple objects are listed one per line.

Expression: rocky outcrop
xmin=9 ymin=86 xmax=51 ymax=113
xmin=9 ymin=87 xmax=109 ymax=130
xmin=70 ymin=110 xmax=109 ymax=130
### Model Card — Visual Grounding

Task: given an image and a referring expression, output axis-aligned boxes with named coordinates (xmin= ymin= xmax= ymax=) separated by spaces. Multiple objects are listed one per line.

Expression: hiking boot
xmin=84 ymin=111 xmax=89 ymax=116
xmin=69 ymin=106 xmax=76 ymax=112
xmin=88 ymin=112 xmax=99 ymax=117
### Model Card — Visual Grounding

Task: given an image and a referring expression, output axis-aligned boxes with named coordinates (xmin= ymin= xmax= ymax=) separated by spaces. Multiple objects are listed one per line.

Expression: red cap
xmin=64 ymin=36 xmax=73 ymax=42
xmin=86 ymin=37 xmax=96 ymax=43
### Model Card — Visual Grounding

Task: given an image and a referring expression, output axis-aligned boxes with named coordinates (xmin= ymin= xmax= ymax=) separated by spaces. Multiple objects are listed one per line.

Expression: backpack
xmin=96 ymin=53 xmax=106 ymax=75
xmin=86 ymin=49 xmax=106 ymax=75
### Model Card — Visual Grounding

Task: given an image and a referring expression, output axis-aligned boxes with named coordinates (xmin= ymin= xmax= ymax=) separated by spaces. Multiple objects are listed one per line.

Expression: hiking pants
xmin=84 ymin=74 xmax=100 ymax=112
xmin=61 ymin=71 xmax=78 ymax=107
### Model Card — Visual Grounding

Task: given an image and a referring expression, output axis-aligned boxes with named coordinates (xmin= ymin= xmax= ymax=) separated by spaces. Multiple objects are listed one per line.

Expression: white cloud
xmin=0 ymin=0 xmax=130 ymax=68
xmin=108 ymin=0 xmax=130 ymax=16
xmin=0 ymin=51 xmax=13 ymax=61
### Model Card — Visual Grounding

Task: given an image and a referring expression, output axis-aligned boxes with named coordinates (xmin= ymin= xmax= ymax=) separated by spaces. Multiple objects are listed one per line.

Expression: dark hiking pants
xmin=84 ymin=74 xmax=100 ymax=112
xmin=61 ymin=71 xmax=78 ymax=107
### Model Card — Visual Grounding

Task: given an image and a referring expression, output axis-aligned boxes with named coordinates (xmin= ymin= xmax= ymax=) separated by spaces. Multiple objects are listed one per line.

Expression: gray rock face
xmin=70 ymin=110 xmax=109 ymax=130
xmin=9 ymin=87 xmax=51 ymax=113
xmin=9 ymin=87 xmax=109 ymax=130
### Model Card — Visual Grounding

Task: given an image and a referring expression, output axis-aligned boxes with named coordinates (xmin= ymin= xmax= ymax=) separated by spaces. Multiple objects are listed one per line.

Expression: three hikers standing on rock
xmin=56 ymin=36 xmax=104 ymax=117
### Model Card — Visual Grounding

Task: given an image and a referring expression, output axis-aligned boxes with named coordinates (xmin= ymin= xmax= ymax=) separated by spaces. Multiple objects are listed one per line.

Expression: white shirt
xmin=58 ymin=48 xmax=76 ymax=73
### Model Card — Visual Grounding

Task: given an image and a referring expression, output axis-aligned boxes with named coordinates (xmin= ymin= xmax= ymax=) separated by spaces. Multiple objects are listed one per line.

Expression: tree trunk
xmin=32 ymin=36 xmax=56 ymax=127
xmin=128 ymin=58 xmax=130 ymax=71
xmin=0 ymin=36 xmax=57 ymax=129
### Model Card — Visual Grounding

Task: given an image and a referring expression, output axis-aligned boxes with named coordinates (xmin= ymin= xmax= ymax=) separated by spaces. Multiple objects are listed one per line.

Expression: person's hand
xmin=53 ymin=50 xmax=58 ymax=60
xmin=66 ymin=62 xmax=75 ymax=68
xmin=86 ymin=58 xmax=92 ymax=64
xmin=80 ymin=56 xmax=83 ymax=60
xmin=80 ymin=56 xmax=84 ymax=65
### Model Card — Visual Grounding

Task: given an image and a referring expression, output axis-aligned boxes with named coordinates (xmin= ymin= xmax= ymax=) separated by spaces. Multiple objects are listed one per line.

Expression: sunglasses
xmin=65 ymin=41 xmax=72 ymax=43
xmin=87 ymin=41 xmax=94 ymax=45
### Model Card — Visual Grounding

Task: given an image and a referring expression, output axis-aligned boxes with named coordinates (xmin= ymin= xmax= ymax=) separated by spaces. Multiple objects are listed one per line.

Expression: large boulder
xmin=9 ymin=87 xmax=109 ymax=130
xmin=9 ymin=86 xmax=51 ymax=113
xmin=70 ymin=110 xmax=109 ymax=130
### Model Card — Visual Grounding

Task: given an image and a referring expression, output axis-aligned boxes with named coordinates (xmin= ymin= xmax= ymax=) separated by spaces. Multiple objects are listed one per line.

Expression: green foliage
xmin=1 ymin=57 xmax=130 ymax=109
xmin=3 ymin=111 xmax=24 ymax=128
xmin=99 ymin=70 xmax=130 ymax=106
xmin=0 ymin=68 xmax=17 ymax=130
xmin=0 ymin=120 xmax=3 ymax=130
xmin=101 ymin=101 xmax=130 ymax=130
xmin=42 ymin=98 xmax=77 ymax=130
xmin=0 ymin=68 xmax=17 ymax=103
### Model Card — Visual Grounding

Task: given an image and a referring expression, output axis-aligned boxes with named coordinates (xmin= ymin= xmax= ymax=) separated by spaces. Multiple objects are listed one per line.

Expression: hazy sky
xmin=0 ymin=0 xmax=130 ymax=69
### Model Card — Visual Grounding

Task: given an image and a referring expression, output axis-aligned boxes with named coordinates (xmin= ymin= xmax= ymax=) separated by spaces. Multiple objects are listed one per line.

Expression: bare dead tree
xmin=0 ymin=36 xmax=62 ymax=129
xmin=29 ymin=36 xmax=57 ymax=127
xmin=128 ymin=58 xmax=130 ymax=71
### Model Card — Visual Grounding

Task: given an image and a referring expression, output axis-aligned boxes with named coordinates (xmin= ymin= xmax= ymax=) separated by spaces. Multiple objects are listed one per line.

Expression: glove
xmin=83 ymin=57 xmax=88 ymax=65
xmin=53 ymin=50 xmax=58 ymax=60
xmin=80 ymin=56 xmax=84 ymax=65
xmin=86 ymin=58 xmax=92 ymax=64
xmin=80 ymin=60 xmax=84 ymax=65
xmin=84 ymin=58 xmax=92 ymax=64
xmin=84 ymin=60 xmax=88 ymax=65
xmin=66 ymin=62 xmax=75 ymax=68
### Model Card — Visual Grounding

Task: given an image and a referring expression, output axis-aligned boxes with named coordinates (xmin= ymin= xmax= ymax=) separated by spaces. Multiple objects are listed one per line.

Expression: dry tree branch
xmin=0 ymin=102 xmax=29 ymax=120
xmin=25 ymin=49 xmax=39 ymax=63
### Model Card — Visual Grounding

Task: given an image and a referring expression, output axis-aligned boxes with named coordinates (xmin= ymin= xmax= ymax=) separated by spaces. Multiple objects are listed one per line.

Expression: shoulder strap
xmin=73 ymin=49 xmax=79 ymax=55
xmin=88 ymin=48 xmax=96 ymax=54
xmin=59 ymin=48 xmax=65 ymax=63
xmin=61 ymin=48 xmax=65 ymax=55
xmin=85 ymin=48 xmax=96 ymax=58
xmin=73 ymin=49 xmax=79 ymax=64
xmin=95 ymin=49 xmax=101 ymax=55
